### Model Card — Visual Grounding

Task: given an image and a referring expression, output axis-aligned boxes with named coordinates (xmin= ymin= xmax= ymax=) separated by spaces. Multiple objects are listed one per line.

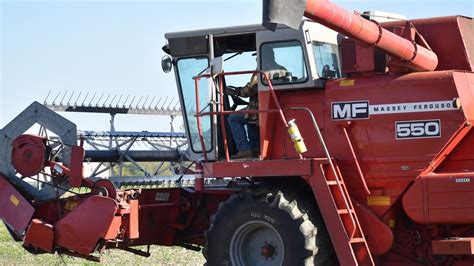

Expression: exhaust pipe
xmin=262 ymin=0 xmax=438 ymax=72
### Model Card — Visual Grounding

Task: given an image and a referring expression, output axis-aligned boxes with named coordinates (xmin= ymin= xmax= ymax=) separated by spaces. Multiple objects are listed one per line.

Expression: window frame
xmin=258 ymin=40 xmax=310 ymax=86
xmin=312 ymin=41 xmax=342 ymax=79
xmin=175 ymin=56 xmax=214 ymax=154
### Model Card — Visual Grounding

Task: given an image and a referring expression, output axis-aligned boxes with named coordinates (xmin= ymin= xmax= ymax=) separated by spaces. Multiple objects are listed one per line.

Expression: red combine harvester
xmin=1 ymin=0 xmax=473 ymax=265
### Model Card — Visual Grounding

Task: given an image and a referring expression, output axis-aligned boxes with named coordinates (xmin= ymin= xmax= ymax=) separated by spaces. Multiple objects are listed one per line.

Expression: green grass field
xmin=0 ymin=223 xmax=205 ymax=265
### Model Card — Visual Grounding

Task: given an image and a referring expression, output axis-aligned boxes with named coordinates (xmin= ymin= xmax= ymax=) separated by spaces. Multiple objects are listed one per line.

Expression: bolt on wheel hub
xmin=230 ymin=220 xmax=284 ymax=265
xmin=261 ymin=241 xmax=278 ymax=260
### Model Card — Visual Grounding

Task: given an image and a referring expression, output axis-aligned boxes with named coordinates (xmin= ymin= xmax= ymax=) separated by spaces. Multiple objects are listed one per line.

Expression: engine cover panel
xmin=403 ymin=173 xmax=474 ymax=224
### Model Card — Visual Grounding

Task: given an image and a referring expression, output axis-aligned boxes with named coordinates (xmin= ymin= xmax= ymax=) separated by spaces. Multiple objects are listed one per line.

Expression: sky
xmin=1 ymin=0 xmax=473 ymax=133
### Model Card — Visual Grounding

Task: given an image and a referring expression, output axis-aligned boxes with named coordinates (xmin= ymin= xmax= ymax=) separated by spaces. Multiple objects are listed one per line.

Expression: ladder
xmin=321 ymin=161 xmax=374 ymax=265
xmin=291 ymin=107 xmax=374 ymax=265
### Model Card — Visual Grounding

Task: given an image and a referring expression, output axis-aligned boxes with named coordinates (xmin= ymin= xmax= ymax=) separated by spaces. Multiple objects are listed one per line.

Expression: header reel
xmin=0 ymin=102 xmax=120 ymax=202
xmin=0 ymin=102 xmax=78 ymax=201
xmin=0 ymin=102 xmax=142 ymax=260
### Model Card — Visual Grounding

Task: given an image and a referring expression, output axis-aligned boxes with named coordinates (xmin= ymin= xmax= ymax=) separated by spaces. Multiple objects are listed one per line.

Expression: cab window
xmin=313 ymin=42 xmax=341 ymax=79
xmin=176 ymin=57 xmax=212 ymax=153
xmin=260 ymin=41 xmax=308 ymax=85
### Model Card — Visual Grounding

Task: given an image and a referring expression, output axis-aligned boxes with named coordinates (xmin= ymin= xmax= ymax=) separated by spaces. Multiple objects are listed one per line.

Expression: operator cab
xmin=163 ymin=21 xmax=340 ymax=161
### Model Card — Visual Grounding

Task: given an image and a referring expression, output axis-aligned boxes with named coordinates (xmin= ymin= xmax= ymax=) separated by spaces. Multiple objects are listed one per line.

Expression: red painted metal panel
xmin=324 ymin=71 xmax=463 ymax=168
xmin=353 ymin=201 xmax=393 ymax=255
xmin=341 ymin=39 xmax=375 ymax=74
xmin=127 ymin=200 xmax=139 ymax=239
xmin=454 ymin=72 xmax=474 ymax=122
xmin=132 ymin=189 xmax=182 ymax=246
xmin=384 ymin=16 xmax=474 ymax=72
xmin=0 ymin=174 xmax=34 ymax=234
xmin=203 ymin=159 xmax=313 ymax=178
xmin=69 ymin=145 xmax=85 ymax=187
xmin=259 ymin=91 xmax=279 ymax=160
xmin=422 ymin=122 xmax=474 ymax=174
xmin=104 ymin=216 xmax=122 ymax=240
xmin=23 ymin=219 xmax=54 ymax=253
xmin=432 ymin=238 xmax=474 ymax=255
xmin=403 ymin=173 xmax=474 ymax=224
xmin=55 ymin=196 xmax=117 ymax=255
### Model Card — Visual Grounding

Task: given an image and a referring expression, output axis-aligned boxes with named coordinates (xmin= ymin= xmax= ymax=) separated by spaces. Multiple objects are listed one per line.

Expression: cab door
xmin=166 ymin=32 xmax=217 ymax=161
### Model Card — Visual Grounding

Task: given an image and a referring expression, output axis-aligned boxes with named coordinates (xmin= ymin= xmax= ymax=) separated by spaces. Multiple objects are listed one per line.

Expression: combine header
xmin=1 ymin=0 xmax=474 ymax=265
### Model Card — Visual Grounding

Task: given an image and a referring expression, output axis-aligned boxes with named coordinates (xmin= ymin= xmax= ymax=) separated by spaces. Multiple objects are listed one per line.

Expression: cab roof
xmin=163 ymin=23 xmax=294 ymax=57
xmin=164 ymin=23 xmax=290 ymax=40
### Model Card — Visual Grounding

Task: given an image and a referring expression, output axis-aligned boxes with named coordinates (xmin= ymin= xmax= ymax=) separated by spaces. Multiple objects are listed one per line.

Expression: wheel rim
xmin=230 ymin=220 xmax=284 ymax=266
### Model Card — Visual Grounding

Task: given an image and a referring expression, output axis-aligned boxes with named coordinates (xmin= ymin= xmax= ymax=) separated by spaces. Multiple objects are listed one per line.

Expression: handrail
xmin=193 ymin=78 xmax=209 ymax=161
xmin=198 ymin=109 xmax=280 ymax=116
xmin=192 ymin=70 xmax=291 ymax=162
xmin=288 ymin=107 xmax=337 ymax=175
xmin=288 ymin=106 xmax=357 ymax=240
xmin=341 ymin=126 xmax=371 ymax=195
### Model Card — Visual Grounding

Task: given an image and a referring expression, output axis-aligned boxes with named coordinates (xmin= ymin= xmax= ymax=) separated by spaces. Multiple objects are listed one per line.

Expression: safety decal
xmin=455 ymin=178 xmax=471 ymax=183
xmin=332 ymin=100 xmax=456 ymax=121
xmin=9 ymin=195 xmax=19 ymax=206
xmin=155 ymin=192 xmax=170 ymax=202
xmin=339 ymin=80 xmax=355 ymax=87
xmin=367 ymin=196 xmax=391 ymax=206
xmin=64 ymin=201 xmax=78 ymax=211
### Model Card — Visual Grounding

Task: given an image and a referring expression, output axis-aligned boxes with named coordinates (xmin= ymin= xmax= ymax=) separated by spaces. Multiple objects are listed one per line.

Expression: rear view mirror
xmin=161 ymin=55 xmax=173 ymax=73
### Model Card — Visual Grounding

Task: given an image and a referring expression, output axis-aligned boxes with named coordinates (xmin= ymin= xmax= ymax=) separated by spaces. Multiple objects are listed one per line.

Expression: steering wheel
xmin=226 ymin=86 xmax=249 ymax=111
xmin=272 ymin=72 xmax=296 ymax=83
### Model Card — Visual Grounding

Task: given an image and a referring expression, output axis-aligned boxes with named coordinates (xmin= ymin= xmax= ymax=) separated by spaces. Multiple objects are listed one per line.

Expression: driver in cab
xmin=225 ymin=47 xmax=287 ymax=159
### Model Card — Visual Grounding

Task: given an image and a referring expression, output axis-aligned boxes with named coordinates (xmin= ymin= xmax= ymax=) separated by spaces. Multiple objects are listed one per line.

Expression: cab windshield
xmin=176 ymin=57 xmax=212 ymax=153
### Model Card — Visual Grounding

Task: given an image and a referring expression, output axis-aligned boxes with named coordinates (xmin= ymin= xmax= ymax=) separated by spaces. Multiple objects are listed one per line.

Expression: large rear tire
xmin=204 ymin=186 xmax=333 ymax=266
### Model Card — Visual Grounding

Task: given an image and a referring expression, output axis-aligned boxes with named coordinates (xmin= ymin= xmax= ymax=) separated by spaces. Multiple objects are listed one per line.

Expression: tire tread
xmin=204 ymin=185 xmax=333 ymax=265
